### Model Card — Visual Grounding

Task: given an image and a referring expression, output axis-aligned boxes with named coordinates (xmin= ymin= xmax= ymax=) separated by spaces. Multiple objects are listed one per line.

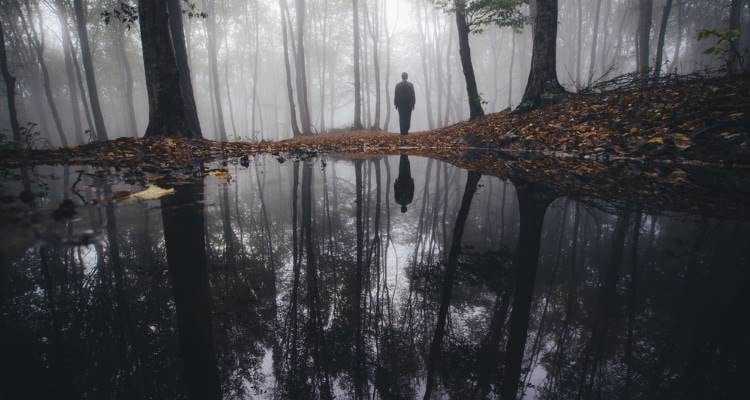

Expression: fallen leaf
xmin=129 ymin=185 xmax=175 ymax=201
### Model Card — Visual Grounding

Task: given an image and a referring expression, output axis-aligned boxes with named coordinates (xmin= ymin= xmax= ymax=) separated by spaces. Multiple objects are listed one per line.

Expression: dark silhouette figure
xmin=394 ymin=155 xmax=414 ymax=213
xmin=394 ymin=72 xmax=415 ymax=135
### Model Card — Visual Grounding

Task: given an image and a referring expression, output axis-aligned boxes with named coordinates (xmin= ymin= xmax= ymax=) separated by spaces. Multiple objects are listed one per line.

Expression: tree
xmin=454 ymin=0 xmax=484 ymax=119
xmin=0 ymin=15 xmax=20 ymax=142
xmin=637 ymin=0 xmax=653 ymax=77
xmin=352 ymin=0 xmax=363 ymax=129
xmin=73 ymin=0 xmax=108 ymax=140
xmin=294 ymin=0 xmax=312 ymax=134
xmin=654 ymin=0 xmax=674 ymax=76
xmin=206 ymin=0 xmax=227 ymax=140
xmin=138 ymin=0 xmax=202 ymax=137
xmin=519 ymin=0 xmax=565 ymax=109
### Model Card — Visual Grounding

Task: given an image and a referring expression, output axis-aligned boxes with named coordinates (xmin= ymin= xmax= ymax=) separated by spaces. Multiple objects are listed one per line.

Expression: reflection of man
xmin=394 ymin=155 xmax=414 ymax=213
xmin=394 ymin=72 xmax=416 ymax=135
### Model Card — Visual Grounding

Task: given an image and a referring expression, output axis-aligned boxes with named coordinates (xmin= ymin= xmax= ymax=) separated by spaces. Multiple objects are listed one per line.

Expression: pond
xmin=1 ymin=154 xmax=748 ymax=399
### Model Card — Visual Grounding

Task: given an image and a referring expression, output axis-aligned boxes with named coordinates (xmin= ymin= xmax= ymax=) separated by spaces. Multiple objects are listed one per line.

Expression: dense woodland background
xmin=0 ymin=0 xmax=747 ymax=147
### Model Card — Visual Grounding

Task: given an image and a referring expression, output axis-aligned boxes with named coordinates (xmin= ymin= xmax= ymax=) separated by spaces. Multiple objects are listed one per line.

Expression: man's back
xmin=394 ymin=81 xmax=415 ymax=111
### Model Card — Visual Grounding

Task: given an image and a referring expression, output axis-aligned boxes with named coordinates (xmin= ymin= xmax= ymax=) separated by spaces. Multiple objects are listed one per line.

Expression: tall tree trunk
xmin=671 ymin=0 xmax=684 ymax=72
xmin=0 ymin=17 xmax=21 ymax=142
xmin=508 ymin=29 xmax=515 ymax=108
xmin=206 ymin=0 xmax=227 ymax=140
xmin=422 ymin=171 xmax=482 ymax=400
xmin=587 ymin=0 xmax=603 ymax=85
xmin=114 ymin=27 xmax=138 ymax=136
xmin=73 ymin=0 xmax=108 ymax=140
xmin=599 ymin=0 xmax=612 ymax=74
xmin=55 ymin=2 xmax=85 ymax=144
xmin=279 ymin=0 xmax=300 ymax=136
xmin=352 ymin=0 xmax=363 ymax=129
xmin=138 ymin=0 xmax=202 ymax=137
xmin=576 ymin=0 xmax=582 ymax=87
xmin=653 ymin=0 xmax=674 ymax=76
xmin=418 ymin=2 xmax=435 ymax=129
xmin=166 ymin=0 xmax=202 ymax=135
xmin=638 ymin=0 xmax=653 ymax=77
xmin=294 ymin=0 xmax=312 ymax=135
xmin=444 ymin=25 xmax=454 ymax=124
xmin=22 ymin=4 xmax=68 ymax=147
xmin=454 ymin=0 xmax=484 ymax=119
xmin=369 ymin=1 xmax=381 ymax=130
xmin=520 ymin=0 xmax=564 ymax=109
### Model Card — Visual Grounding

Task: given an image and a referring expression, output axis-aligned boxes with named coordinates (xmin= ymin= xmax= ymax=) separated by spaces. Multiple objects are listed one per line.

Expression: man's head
xmin=401 ymin=72 xmax=408 ymax=81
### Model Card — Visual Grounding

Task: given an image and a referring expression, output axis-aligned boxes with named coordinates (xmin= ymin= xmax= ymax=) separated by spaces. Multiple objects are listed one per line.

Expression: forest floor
xmin=1 ymin=71 xmax=747 ymax=168
xmin=1 ymin=72 xmax=749 ymax=219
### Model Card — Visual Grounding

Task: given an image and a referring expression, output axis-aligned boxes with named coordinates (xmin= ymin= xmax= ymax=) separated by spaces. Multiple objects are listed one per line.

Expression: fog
xmin=0 ymin=0 xmax=747 ymax=146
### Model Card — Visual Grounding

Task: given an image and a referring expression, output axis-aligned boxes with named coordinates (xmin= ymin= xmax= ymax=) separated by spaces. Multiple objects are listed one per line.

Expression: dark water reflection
xmin=1 ymin=155 xmax=748 ymax=400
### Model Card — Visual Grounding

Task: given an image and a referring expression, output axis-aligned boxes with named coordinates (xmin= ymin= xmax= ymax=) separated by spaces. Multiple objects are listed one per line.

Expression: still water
xmin=1 ymin=154 xmax=748 ymax=400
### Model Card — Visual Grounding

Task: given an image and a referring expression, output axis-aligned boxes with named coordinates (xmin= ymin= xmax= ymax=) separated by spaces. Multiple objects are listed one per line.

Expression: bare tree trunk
xmin=444 ymin=25 xmax=454 ymax=124
xmin=508 ymin=29 xmax=515 ymax=108
xmin=73 ymin=0 xmax=108 ymax=140
xmin=114 ymin=27 xmax=138 ymax=136
xmin=139 ymin=0 xmax=202 ymax=137
xmin=0 ymin=16 xmax=21 ymax=142
xmin=654 ymin=0 xmax=674 ymax=76
xmin=599 ymin=0 xmax=612 ymax=74
xmin=55 ymin=2 xmax=85 ymax=144
xmin=22 ymin=4 xmax=68 ymax=147
xmin=279 ymin=0 xmax=300 ymax=136
xmin=166 ymin=0 xmax=202 ymax=135
xmin=587 ymin=0 xmax=603 ymax=85
xmin=576 ymin=0 xmax=582 ymax=87
xmin=671 ymin=0 xmax=684 ymax=72
xmin=419 ymin=1 xmax=435 ymax=129
xmin=638 ymin=0 xmax=654 ymax=77
xmin=206 ymin=0 xmax=227 ymax=140
xmin=353 ymin=0 xmax=363 ymax=129
xmin=454 ymin=0 xmax=484 ymax=119
xmin=295 ymin=0 xmax=312 ymax=135
xmin=520 ymin=0 xmax=564 ymax=109
xmin=369 ymin=1 xmax=381 ymax=130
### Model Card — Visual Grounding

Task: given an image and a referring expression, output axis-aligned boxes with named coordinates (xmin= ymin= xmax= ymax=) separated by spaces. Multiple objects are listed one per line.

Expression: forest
xmin=1 ymin=1 xmax=749 ymax=400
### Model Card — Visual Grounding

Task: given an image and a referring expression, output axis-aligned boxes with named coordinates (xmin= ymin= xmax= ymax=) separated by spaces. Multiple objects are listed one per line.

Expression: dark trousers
xmin=398 ymin=109 xmax=412 ymax=135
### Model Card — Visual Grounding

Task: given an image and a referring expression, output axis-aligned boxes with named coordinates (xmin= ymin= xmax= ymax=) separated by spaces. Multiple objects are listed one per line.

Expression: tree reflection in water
xmin=1 ymin=155 xmax=749 ymax=399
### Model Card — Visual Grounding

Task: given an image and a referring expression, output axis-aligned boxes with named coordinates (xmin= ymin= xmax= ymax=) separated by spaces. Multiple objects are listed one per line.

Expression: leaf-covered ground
xmin=1 ymin=72 xmax=747 ymax=169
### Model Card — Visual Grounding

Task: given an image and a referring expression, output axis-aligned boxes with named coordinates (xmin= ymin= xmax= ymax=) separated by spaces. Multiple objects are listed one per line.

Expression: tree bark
xmin=73 ymin=0 xmax=108 ymax=140
xmin=294 ymin=0 xmax=312 ymax=135
xmin=587 ymin=0 xmax=603 ymax=85
xmin=138 ymin=0 xmax=202 ymax=137
xmin=638 ymin=0 xmax=653 ymax=77
xmin=520 ymin=0 xmax=564 ymax=109
xmin=206 ymin=0 xmax=227 ymax=140
xmin=352 ymin=0 xmax=363 ymax=129
xmin=22 ymin=3 xmax=68 ymax=147
xmin=55 ymin=2 xmax=85 ymax=144
xmin=166 ymin=0 xmax=202 ymax=136
xmin=0 ymin=17 xmax=21 ymax=142
xmin=279 ymin=0 xmax=301 ymax=137
xmin=454 ymin=0 xmax=484 ymax=119
xmin=654 ymin=0 xmax=674 ymax=76
xmin=114 ymin=27 xmax=138 ymax=136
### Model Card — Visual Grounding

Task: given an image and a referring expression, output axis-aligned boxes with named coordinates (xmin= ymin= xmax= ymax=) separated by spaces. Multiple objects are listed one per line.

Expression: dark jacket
xmin=394 ymin=81 xmax=415 ymax=111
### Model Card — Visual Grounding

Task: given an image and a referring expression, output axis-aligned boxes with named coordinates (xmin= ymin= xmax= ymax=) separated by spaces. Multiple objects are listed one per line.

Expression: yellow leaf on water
xmin=647 ymin=136 xmax=664 ymax=145
xmin=129 ymin=185 xmax=175 ymax=201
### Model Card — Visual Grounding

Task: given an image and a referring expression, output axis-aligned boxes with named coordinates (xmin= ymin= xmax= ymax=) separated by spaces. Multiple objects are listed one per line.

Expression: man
xmin=394 ymin=155 xmax=414 ymax=213
xmin=394 ymin=72 xmax=415 ymax=135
